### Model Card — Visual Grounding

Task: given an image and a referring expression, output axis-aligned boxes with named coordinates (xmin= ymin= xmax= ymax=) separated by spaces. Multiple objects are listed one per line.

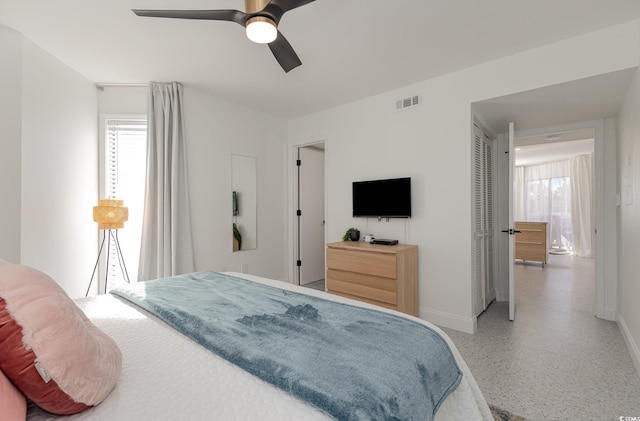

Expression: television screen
xmin=352 ymin=177 xmax=411 ymax=218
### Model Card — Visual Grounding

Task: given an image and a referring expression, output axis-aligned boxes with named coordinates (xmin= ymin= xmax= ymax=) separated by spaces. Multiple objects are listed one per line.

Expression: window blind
xmin=104 ymin=118 xmax=147 ymax=287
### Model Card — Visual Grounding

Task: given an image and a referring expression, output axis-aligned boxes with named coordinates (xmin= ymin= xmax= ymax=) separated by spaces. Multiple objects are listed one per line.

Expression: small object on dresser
xmin=372 ymin=239 xmax=398 ymax=245
xmin=342 ymin=228 xmax=360 ymax=241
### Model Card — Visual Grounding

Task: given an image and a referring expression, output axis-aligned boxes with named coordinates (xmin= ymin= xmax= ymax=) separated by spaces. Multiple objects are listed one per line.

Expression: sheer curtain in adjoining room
xmin=138 ymin=82 xmax=195 ymax=281
xmin=569 ymin=154 xmax=593 ymax=257
xmin=513 ymin=153 xmax=593 ymax=257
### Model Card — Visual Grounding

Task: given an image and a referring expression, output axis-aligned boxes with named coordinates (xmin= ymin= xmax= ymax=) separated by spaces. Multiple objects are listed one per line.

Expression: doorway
xmin=514 ymin=128 xmax=595 ymax=257
xmin=294 ymin=142 xmax=326 ymax=287
xmin=472 ymin=69 xmax=635 ymax=322
xmin=513 ymin=128 xmax=596 ymax=314
xmin=492 ymin=119 xmax=604 ymax=321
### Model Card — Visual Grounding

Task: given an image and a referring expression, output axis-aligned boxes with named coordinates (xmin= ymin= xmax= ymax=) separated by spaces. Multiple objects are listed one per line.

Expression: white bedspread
xmin=27 ymin=272 xmax=492 ymax=421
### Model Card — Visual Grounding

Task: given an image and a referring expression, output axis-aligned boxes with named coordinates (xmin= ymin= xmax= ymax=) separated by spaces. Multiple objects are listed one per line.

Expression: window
xmin=519 ymin=160 xmax=573 ymax=252
xmin=100 ymin=117 xmax=147 ymax=288
xmin=525 ymin=176 xmax=571 ymax=251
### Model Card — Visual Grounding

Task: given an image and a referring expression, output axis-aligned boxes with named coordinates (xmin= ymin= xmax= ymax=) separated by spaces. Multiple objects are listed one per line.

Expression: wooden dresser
xmin=326 ymin=241 xmax=418 ymax=316
xmin=515 ymin=221 xmax=549 ymax=265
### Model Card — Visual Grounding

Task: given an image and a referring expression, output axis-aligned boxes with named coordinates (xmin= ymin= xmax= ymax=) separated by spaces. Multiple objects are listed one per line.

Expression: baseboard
xmin=603 ymin=307 xmax=617 ymax=321
xmin=618 ymin=313 xmax=640 ymax=377
xmin=420 ymin=307 xmax=476 ymax=334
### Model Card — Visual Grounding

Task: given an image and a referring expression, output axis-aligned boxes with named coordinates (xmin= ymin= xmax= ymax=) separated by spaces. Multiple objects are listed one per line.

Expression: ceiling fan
xmin=132 ymin=0 xmax=315 ymax=72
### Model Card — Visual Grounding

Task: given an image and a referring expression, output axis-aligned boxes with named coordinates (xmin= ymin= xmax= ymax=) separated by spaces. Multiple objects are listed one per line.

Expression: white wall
xmin=617 ymin=64 xmax=640 ymax=372
xmin=98 ymin=86 xmax=147 ymax=115
xmin=0 ymin=26 xmax=22 ymax=263
xmin=20 ymin=38 xmax=98 ymax=297
xmin=184 ymin=88 xmax=289 ymax=280
xmin=288 ymin=21 xmax=640 ymax=333
xmin=98 ymin=86 xmax=285 ymax=284
xmin=96 ymin=86 xmax=289 ymax=282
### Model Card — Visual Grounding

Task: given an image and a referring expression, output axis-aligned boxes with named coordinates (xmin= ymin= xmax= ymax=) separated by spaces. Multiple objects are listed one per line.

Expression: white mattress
xmin=27 ymin=272 xmax=492 ymax=421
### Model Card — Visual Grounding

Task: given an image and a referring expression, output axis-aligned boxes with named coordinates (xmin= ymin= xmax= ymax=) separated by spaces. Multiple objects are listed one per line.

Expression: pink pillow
xmin=0 ymin=368 xmax=26 ymax=421
xmin=0 ymin=260 xmax=122 ymax=415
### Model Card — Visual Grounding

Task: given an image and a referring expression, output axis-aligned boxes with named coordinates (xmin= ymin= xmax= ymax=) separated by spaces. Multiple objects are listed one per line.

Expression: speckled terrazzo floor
xmin=442 ymin=254 xmax=640 ymax=421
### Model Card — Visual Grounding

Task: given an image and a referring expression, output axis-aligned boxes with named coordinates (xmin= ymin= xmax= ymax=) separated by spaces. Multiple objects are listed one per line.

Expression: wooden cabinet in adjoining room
xmin=515 ymin=221 xmax=549 ymax=265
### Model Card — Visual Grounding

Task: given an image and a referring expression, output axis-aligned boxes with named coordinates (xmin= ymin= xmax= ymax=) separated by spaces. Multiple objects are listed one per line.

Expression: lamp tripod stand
xmin=86 ymin=229 xmax=130 ymax=296
xmin=86 ymin=199 xmax=130 ymax=296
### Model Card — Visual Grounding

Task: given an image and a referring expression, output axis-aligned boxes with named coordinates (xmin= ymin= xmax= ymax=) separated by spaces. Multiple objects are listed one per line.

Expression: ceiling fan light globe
xmin=246 ymin=18 xmax=277 ymax=44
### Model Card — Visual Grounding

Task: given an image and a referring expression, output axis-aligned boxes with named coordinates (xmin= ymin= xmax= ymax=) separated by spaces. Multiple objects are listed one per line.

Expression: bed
xmin=22 ymin=271 xmax=492 ymax=421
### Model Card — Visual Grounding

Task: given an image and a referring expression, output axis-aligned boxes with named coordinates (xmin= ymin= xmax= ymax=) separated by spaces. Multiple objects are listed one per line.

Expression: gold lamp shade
xmin=93 ymin=199 xmax=128 ymax=230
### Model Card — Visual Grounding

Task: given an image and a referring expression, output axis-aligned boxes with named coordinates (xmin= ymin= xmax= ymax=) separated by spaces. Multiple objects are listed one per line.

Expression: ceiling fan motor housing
xmin=245 ymin=0 xmax=271 ymax=14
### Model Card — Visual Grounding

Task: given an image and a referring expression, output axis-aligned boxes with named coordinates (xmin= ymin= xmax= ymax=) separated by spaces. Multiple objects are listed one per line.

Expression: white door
xmin=473 ymin=124 xmax=496 ymax=317
xmin=508 ymin=122 xmax=516 ymax=321
xmin=483 ymin=134 xmax=496 ymax=308
xmin=473 ymin=129 xmax=486 ymax=316
xmin=298 ymin=146 xmax=325 ymax=285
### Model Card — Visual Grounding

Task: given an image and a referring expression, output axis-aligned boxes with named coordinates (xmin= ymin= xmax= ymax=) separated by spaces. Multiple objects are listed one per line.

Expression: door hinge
xmin=296 ymin=209 xmax=302 ymax=216
xmin=296 ymin=159 xmax=301 ymax=166
xmin=296 ymin=260 xmax=302 ymax=267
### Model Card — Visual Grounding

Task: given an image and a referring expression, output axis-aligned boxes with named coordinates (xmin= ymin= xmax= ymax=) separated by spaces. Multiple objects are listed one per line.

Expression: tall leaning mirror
xmin=231 ymin=154 xmax=257 ymax=251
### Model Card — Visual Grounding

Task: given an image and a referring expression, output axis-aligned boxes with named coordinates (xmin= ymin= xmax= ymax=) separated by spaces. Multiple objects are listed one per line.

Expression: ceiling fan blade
xmin=262 ymin=0 xmax=315 ymax=22
xmin=132 ymin=9 xmax=247 ymax=25
xmin=268 ymin=31 xmax=302 ymax=72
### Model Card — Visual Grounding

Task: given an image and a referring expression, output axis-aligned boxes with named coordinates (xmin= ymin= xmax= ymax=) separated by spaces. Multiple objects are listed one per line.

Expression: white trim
xmin=618 ymin=314 xmax=640 ymax=377
xmin=422 ymin=307 xmax=476 ymax=334
xmin=96 ymin=83 xmax=147 ymax=90
xmin=287 ymin=138 xmax=328 ymax=285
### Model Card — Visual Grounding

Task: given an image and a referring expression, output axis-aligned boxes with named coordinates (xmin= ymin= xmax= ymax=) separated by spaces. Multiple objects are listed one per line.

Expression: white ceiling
xmin=473 ymin=68 xmax=637 ymax=134
xmin=1 ymin=1 xmax=640 ymax=120
xmin=515 ymin=137 xmax=595 ymax=167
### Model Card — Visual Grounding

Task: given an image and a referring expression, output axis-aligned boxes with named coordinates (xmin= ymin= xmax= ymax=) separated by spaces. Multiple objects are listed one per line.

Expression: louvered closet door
xmin=473 ymin=125 xmax=496 ymax=317
xmin=483 ymin=134 xmax=496 ymax=307
xmin=473 ymin=132 xmax=485 ymax=317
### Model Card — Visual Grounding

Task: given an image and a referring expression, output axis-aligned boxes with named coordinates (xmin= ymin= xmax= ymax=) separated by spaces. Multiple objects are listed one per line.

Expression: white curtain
xmin=570 ymin=154 xmax=593 ymax=257
xmin=138 ymin=82 xmax=195 ymax=281
xmin=514 ymin=154 xmax=593 ymax=256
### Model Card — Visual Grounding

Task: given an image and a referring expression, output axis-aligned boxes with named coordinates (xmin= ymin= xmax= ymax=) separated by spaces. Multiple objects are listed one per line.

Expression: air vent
xmin=395 ymin=94 xmax=421 ymax=111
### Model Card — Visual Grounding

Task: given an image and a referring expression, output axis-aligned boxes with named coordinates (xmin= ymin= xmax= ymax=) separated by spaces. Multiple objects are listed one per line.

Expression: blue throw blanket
xmin=111 ymin=272 xmax=462 ymax=421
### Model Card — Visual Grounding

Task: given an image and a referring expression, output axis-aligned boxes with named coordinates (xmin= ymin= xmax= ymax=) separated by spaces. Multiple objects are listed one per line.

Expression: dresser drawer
xmin=516 ymin=221 xmax=546 ymax=230
xmin=327 ymin=291 xmax=397 ymax=311
xmin=515 ymin=242 xmax=546 ymax=261
xmin=327 ymin=269 xmax=397 ymax=305
xmin=515 ymin=222 xmax=546 ymax=238
xmin=326 ymin=248 xmax=397 ymax=279
xmin=515 ymin=229 xmax=545 ymax=242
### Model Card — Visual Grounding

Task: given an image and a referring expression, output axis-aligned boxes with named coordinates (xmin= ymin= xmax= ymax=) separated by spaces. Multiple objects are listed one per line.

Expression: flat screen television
xmin=352 ymin=177 xmax=411 ymax=218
